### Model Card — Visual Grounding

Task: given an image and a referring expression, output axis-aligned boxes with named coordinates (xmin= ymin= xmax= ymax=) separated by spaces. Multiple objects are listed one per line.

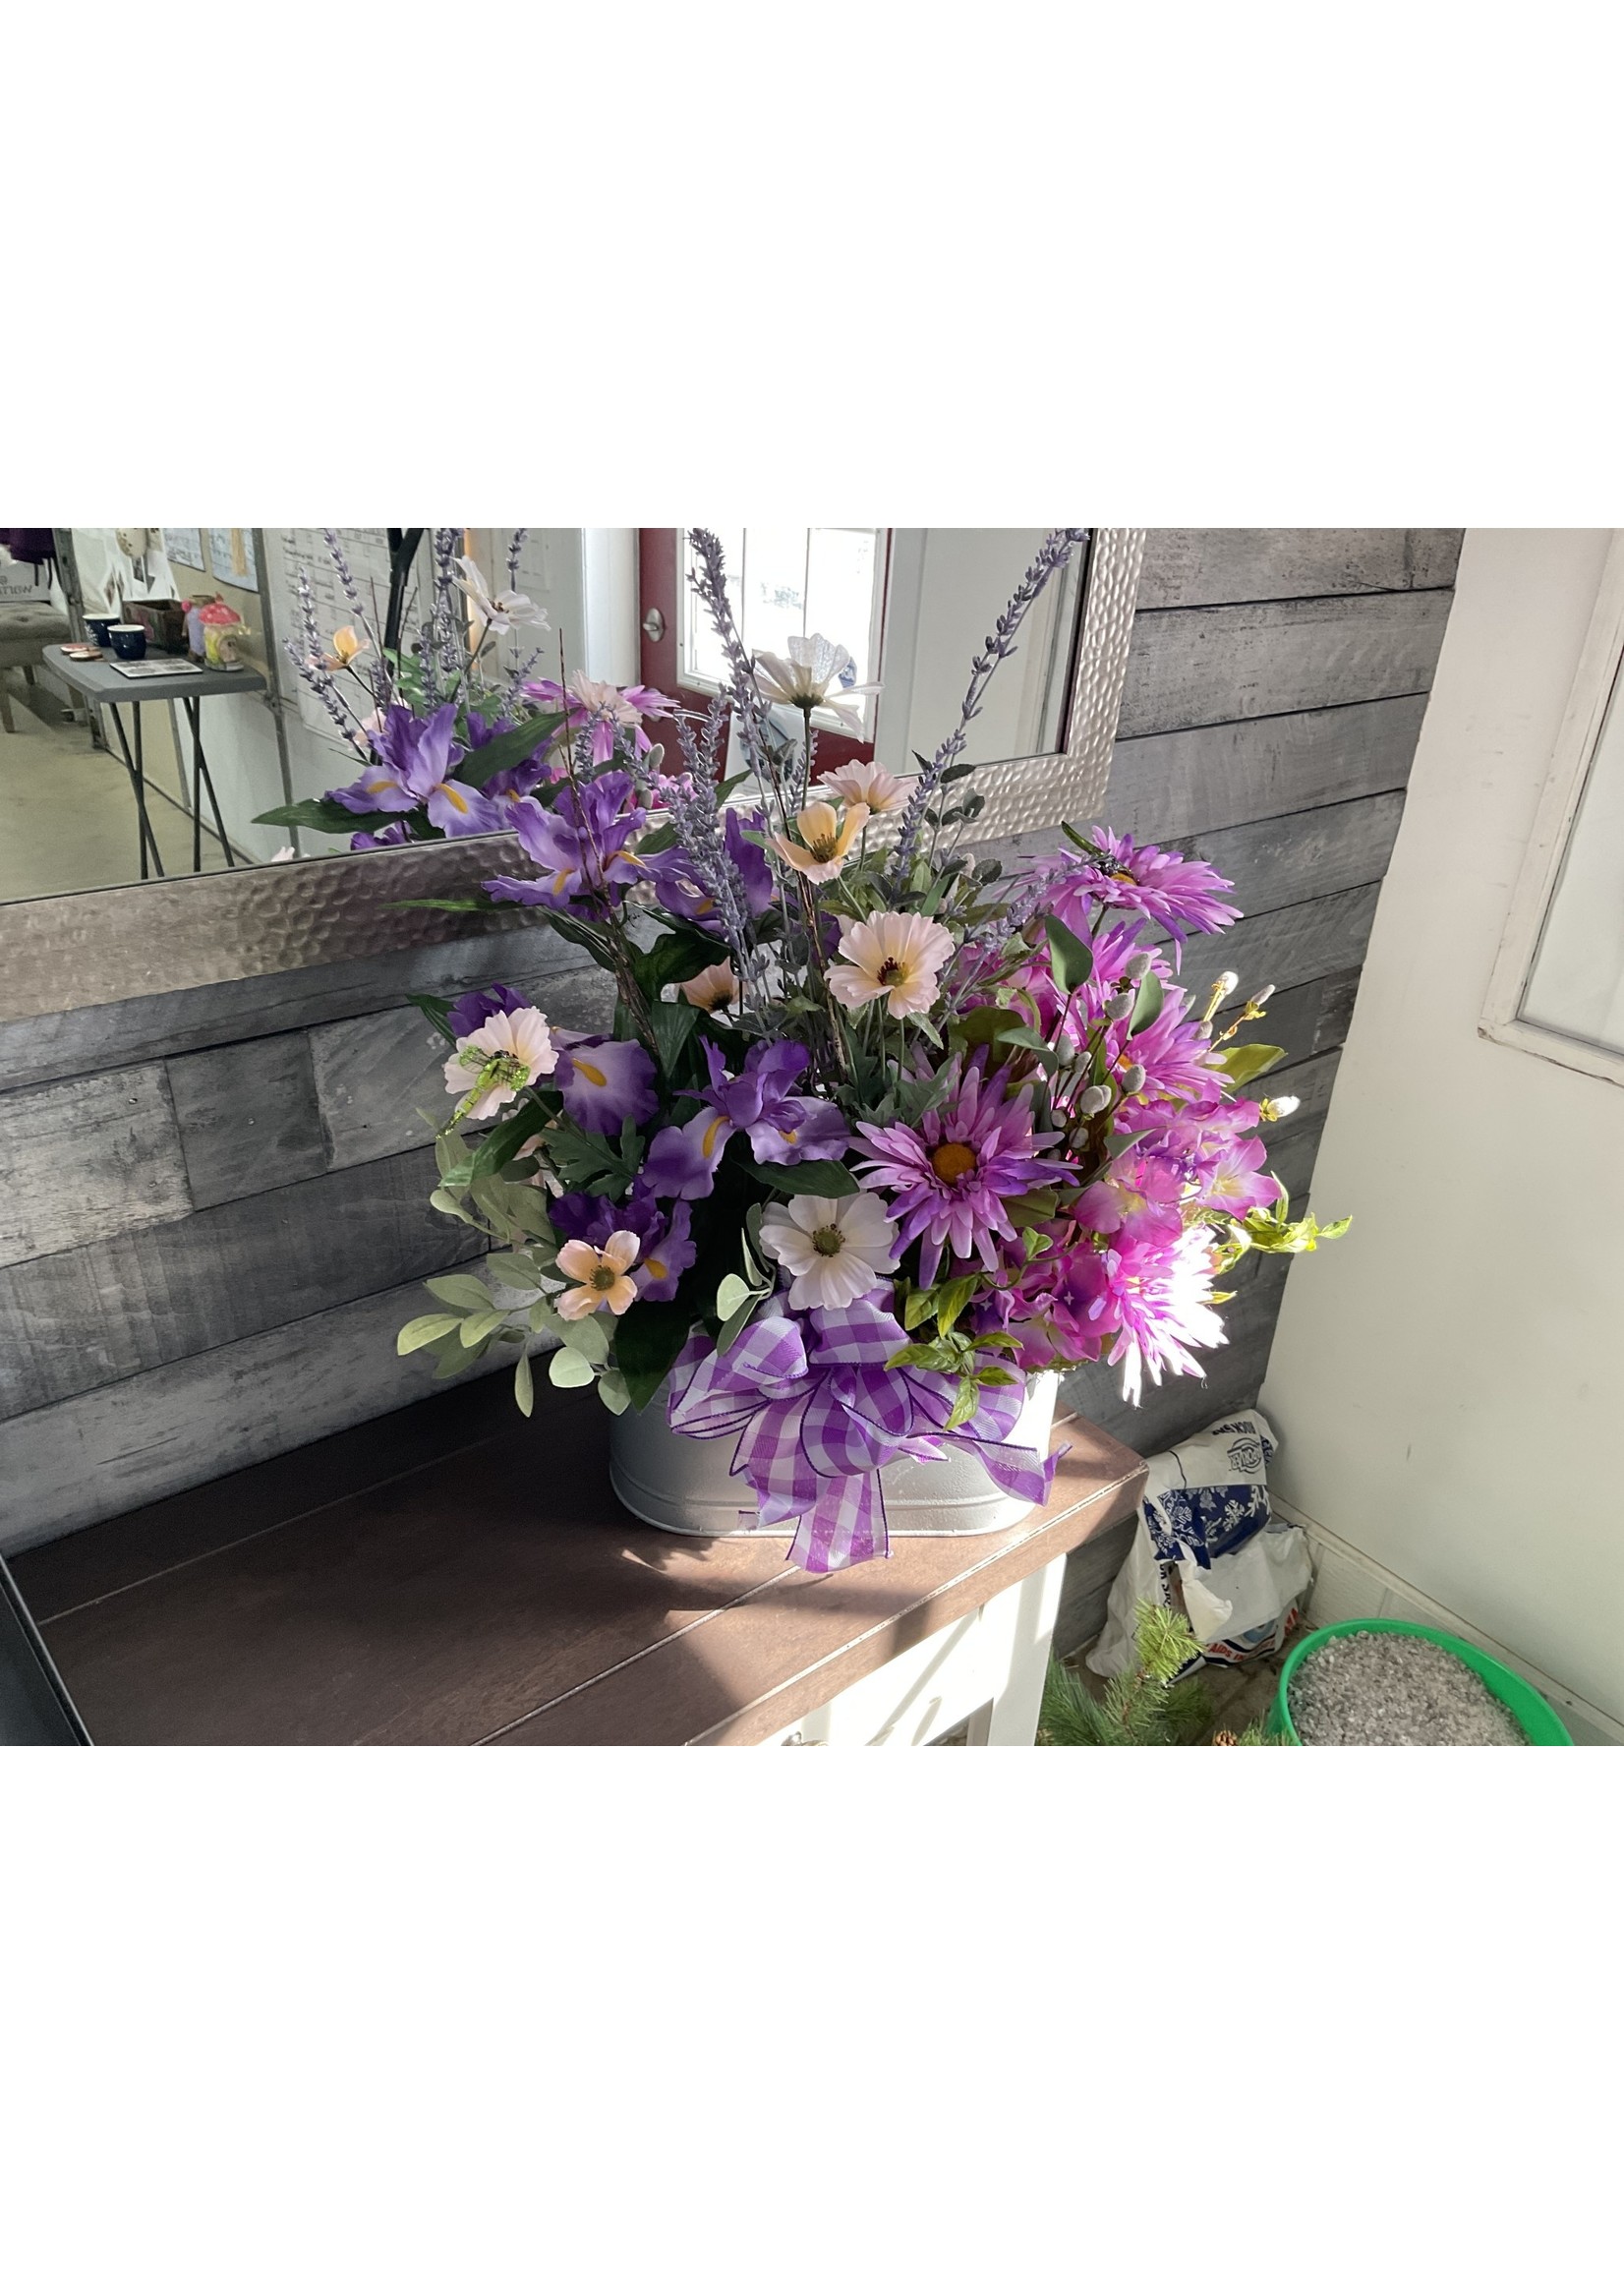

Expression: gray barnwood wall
xmin=0 ymin=529 xmax=1460 ymax=1590
xmin=1051 ymin=526 xmax=1462 ymax=1648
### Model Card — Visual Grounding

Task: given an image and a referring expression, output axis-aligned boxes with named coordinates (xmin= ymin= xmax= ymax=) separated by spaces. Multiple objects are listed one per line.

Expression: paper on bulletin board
xmin=163 ymin=528 xmax=205 ymax=572
xmin=206 ymin=527 xmax=260 ymax=590
xmin=277 ymin=526 xmax=394 ymax=747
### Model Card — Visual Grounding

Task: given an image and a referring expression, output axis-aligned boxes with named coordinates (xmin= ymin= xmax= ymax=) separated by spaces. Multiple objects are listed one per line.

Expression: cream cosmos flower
xmin=456 ymin=554 xmax=550 ymax=636
xmin=818 ymin=758 xmax=909 ymax=815
xmin=555 ymin=1231 xmax=642 ymax=1320
xmin=677 ymin=960 xmax=738 ymax=1012
xmin=754 ymin=633 xmax=881 ymax=735
xmin=442 ymin=1007 xmax=557 ymax=1123
xmin=772 ymin=800 xmax=870 ymax=882
xmin=758 ymin=1192 xmax=897 ymax=1312
xmin=827 ymin=911 xmax=956 ymax=1020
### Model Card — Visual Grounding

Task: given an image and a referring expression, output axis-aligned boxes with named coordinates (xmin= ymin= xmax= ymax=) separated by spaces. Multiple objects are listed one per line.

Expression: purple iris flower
xmin=641 ymin=1038 xmax=849 ymax=1200
xmin=551 ymin=1029 xmax=659 ymax=1137
xmin=641 ymin=807 xmax=774 ymax=932
xmin=485 ymin=771 xmax=645 ymax=910
xmin=331 ymin=702 xmax=504 ymax=839
xmin=349 ymin=819 xmax=413 ymax=849
xmin=548 ymin=1193 xmax=694 ymax=1303
xmin=449 ymin=983 xmax=531 ymax=1040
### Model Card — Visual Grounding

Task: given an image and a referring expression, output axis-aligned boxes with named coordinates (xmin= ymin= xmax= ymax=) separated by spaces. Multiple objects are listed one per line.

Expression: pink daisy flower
xmin=1040 ymin=827 xmax=1240 ymax=949
xmin=853 ymin=1060 xmax=1072 ymax=1286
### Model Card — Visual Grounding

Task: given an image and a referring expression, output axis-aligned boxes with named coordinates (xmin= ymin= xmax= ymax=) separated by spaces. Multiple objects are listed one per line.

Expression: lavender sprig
xmin=506 ymin=528 xmax=528 ymax=588
xmin=685 ymin=528 xmax=792 ymax=828
xmin=887 ymin=526 xmax=1090 ymax=885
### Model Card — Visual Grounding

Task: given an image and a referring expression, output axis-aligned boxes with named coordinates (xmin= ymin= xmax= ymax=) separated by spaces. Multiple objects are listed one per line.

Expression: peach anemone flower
xmin=677 ymin=960 xmax=738 ymax=1012
xmin=819 ymin=758 xmax=909 ymax=816
xmin=555 ymin=1231 xmax=642 ymax=1320
xmin=323 ymin=623 xmax=367 ymax=671
xmin=772 ymin=800 xmax=869 ymax=883
xmin=827 ymin=911 xmax=956 ymax=1020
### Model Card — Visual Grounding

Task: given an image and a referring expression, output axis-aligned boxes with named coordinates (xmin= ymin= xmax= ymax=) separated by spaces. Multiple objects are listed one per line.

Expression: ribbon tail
xmin=787 ymin=1471 xmax=890 ymax=1574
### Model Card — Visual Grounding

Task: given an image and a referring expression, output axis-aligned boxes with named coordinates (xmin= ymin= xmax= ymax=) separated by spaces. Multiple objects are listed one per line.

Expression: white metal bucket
xmin=609 ymin=1371 xmax=1060 ymax=1540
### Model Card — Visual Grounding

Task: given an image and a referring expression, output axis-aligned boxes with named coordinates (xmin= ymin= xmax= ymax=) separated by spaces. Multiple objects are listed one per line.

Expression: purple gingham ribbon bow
xmin=665 ymin=1291 xmax=1061 ymax=1573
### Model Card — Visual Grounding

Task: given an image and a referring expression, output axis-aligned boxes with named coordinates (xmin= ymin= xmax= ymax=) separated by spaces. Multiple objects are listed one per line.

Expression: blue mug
xmin=84 ymin=613 xmax=118 ymax=648
xmin=108 ymin=623 xmax=147 ymax=662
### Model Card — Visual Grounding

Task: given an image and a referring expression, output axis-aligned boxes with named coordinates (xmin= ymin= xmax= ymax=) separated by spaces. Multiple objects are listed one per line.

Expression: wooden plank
xmin=1247 ymin=1046 xmax=1340 ymax=1133
xmin=0 ymin=927 xmax=595 ymax=1097
xmin=1105 ymin=695 xmax=1428 ymax=841
xmin=1137 ymin=530 xmax=1464 ymax=610
xmin=166 ymin=1031 xmax=326 ymax=1208
xmin=1170 ymin=791 xmax=1405 ymax=919
xmin=0 ymin=1278 xmax=522 ymax=1553
xmin=1176 ymin=883 xmax=1380 ymax=1007
xmin=1245 ymin=966 xmax=1360 ymax=1072
xmin=0 ymin=1063 xmax=193 ymax=1268
xmin=0 ymin=1147 xmax=483 ymax=1422
xmin=1118 ymin=591 xmax=1453 ymax=739
xmin=312 ymin=961 xmax=618 ymax=1173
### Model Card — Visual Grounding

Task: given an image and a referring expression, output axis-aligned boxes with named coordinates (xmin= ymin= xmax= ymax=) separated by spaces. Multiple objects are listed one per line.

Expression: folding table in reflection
xmin=40 ymin=646 xmax=267 ymax=879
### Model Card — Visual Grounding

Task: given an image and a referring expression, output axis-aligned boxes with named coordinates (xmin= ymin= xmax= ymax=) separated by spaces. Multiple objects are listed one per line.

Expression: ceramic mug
xmin=84 ymin=614 xmax=118 ymax=648
xmin=108 ymin=623 xmax=147 ymax=661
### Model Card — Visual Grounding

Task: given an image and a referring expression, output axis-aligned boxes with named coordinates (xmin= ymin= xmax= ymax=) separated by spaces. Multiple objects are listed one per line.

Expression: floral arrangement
xmin=369 ymin=527 xmax=1345 ymax=1574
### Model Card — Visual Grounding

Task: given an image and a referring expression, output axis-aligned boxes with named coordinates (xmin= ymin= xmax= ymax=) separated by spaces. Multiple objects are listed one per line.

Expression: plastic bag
xmin=1086 ymin=1409 xmax=1311 ymax=1676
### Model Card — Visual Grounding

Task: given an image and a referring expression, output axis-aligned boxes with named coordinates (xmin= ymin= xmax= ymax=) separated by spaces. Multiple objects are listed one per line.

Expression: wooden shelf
xmin=10 ymin=1376 xmax=1145 ymax=1746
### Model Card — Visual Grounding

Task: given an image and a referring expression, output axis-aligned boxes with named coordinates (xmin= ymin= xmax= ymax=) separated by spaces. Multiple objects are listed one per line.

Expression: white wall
xmin=1261 ymin=528 xmax=1624 ymax=1724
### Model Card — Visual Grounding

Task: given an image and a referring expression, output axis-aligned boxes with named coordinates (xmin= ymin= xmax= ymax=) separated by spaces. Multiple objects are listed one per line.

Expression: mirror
xmin=0 ymin=527 xmax=1095 ymax=909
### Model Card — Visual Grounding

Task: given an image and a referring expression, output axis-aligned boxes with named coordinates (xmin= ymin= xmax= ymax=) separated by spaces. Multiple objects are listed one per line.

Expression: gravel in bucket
xmin=1288 ymin=1630 xmax=1528 ymax=1746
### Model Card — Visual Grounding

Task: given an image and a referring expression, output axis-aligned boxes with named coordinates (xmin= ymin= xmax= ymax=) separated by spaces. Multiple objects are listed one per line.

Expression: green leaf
xmin=467 ymin=1098 xmax=551 ymax=1183
xmin=1217 ymin=1042 xmax=1290 ymax=1086
xmin=903 ymin=1285 xmax=938 ymax=1332
xmin=555 ymin=1311 xmax=610 ymax=1366
xmin=425 ymin=1274 xmax=494 ymax=1313
xmin=649 ymin=998 xmax=698 ymax=1079
xmin=513 ymin=1348 xmax=535 ymax=1417
xmin=529 ymin=1297 xmax=562 ymax=1334
xmin=613 ymin=1299 xmax=698 ymax=1411
xmin=387 ymin=896 xmax=492 ymax=913
xmin=409 ymin=992 xmax=455 ymax=1042
xmin=947 ymin=1379 xmax=980 ymax=1430
xmin=396 ymin=1312 xmax=463 ymax=1355
xmin=1042 ymin=913 xmax=1094 ymax=995
xmin=549 ymin=1346 xmax=596 ymax=1389
xmin=434 ymin=1337 xmax=483 ymax=1379
xmin=486 ymin=1251 xmax=543 ymax=1291
xmin=717 ymin=1286 xmax=768 ymax=1355
xmin=597 ymin=1370 xmax=631 ymax=1415
xmin=494 ymin=1181 xmax=556 ymax=1239
xmin=951 ymin=1004 xmax=1015 ymax=1050
xmin=746 ymin=1158 xmax=859 ymax=1198
xmin=252 ymin=796 xmax=359 ymax=834
xmin=429 ymin=1188 xmax=478 ymax=1225
xmin=459 ymin=1310 xmax=504 ymax=1347
xmin=715 ymin=1273 xmax=753 ymax=1321
xmin=454 ymin=709 xmax=565 ymax=788
xmin=1128 ymin=971 xmax=1164 ymax=1036
xmin=934 ymin=1276 xmax=979 ymax=1336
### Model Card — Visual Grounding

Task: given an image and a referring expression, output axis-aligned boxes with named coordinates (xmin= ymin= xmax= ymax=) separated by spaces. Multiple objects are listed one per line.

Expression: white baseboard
xmin=1270 ymin=1494 xmax=1623 ymax=1746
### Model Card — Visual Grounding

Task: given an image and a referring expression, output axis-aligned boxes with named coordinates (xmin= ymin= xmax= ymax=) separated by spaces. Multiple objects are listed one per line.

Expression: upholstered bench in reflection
xmin=0 ymin=603 xmax=73 ymax=732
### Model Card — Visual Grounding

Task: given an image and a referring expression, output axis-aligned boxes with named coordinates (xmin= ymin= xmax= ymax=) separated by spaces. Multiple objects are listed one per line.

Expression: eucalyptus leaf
xmin=434 ymin=1337 xmax=483 ymax=1379
xmin=597 ymin=1370 xmax=631 ymax=1415
xmin=1042 ymin=913 xmax=1094 ymax=995
xmin=549 ymin=1345 xmax=597 ymax=1388
xmin=396 ymin=1312 xmax=463 ymax=1355
xmin=1128 ymin=971 xmax=1165 ymax=1036
xmin=513 ymin=1349 xmax=535 ymax=1417
xmin=715 ymin=1273 xmax=753 ymax=1321
xmin=425 ymin=1274 xmax=495 ymax=1313
xmin=459 ymin=1310 xmax=505 ymax=1347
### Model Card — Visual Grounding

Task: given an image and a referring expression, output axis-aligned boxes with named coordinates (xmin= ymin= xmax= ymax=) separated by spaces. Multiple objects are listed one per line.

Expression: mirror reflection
xmin=0 ymin=526 xmax=1090 ymax=904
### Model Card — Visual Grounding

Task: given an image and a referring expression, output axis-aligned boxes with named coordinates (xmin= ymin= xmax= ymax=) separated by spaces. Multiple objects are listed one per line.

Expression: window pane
xmin=679 ymin=527 xmax=886 ymax=736
xmin=1521 ymin=656 xmax=1624 ymax=1052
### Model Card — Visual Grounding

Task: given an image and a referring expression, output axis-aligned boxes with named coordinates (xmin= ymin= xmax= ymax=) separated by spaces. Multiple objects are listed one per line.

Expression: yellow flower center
xmin=802 ymin=825 xmax=839 ymax=859
xmin=930 ymin=1141 xmax=978 ymax=1184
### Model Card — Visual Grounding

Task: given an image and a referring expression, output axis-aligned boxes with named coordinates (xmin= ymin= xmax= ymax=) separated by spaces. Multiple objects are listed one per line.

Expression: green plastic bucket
xmin=1267 ymin=1618 xmax=1574 ymax=1745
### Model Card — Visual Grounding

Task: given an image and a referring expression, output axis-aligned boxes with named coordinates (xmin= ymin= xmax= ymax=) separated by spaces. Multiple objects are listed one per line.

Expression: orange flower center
xmin=930 ymin=1141 xmax=978 ymax=1184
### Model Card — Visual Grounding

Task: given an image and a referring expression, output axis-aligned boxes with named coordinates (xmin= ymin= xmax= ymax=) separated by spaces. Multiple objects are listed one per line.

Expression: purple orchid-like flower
xmin=449 ymin=983 xmax=531 ymax=1039
xmin=853 ymin=1058 xmax=1072 ymax=1286
xmin=1194 ymin=1134 xmax=1282 ymax=1218
xmin=524 ymin=672 xmax=677 ymax=767
xmin=1072 ymin=1153 xmax=1188 ymax=1246
xmin=641 ymin=1038 xmax=849 ymax=1201
xmin=551 ymin=1030 xmax=659 ymax=1138
xmin=485 ymin=771 xmax=646 ymax=910
xmin=641 ymin=807 xmax=775 ymax=933
xmin=331 ymin=702 xmax=504 ymax=838
xmin=548 ymin=1193 xmax=694 ymax=1303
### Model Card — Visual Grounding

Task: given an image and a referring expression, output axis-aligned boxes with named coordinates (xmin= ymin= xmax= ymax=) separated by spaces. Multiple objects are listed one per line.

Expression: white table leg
xmin=967 ymin=1551 xmax=1067 ymax=1746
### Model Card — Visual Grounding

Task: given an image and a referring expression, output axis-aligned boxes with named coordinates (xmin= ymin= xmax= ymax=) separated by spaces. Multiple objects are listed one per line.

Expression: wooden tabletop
xmin=9 ymin=1375 xmax=1146 ymax=1747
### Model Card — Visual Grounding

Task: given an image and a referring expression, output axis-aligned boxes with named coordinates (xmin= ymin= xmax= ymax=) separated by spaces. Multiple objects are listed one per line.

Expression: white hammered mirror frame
xmin=0 ymin=528 xmax=1144 ymax=1023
